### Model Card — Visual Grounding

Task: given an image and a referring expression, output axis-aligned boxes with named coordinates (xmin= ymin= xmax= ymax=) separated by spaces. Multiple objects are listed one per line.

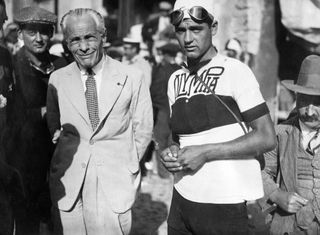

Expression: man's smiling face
xmin=66 ymin=15 xmax=104 ymax=69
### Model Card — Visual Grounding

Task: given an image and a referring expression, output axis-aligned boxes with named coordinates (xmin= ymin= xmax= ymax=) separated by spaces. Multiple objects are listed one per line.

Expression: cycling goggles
xmin=170 ymin=6 xmax=213 ymax=26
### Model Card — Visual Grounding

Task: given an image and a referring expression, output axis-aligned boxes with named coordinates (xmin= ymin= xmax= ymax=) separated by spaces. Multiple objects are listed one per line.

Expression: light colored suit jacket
xmin=122 ymin=55 xmax=152 ymax=87
xmin=46 ymin=56 xmax=153 ymax=213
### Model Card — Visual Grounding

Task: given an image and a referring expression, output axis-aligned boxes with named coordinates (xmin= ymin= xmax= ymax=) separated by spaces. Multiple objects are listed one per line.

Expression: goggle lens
xmin=170 ymin=6 xmax=212 ymax=25
xmin=170 ymin=10 xmax=184 ymax=25
xmin=189 ymin=6 xmax=209 ymax=21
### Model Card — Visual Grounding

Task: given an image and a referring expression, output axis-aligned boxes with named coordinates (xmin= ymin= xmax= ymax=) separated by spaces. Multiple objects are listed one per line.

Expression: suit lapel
xmin=99 ymin=57 xmax=127 ymax=120
xmin=63 ymin=62 xmax=91 ymax=127
xmin=62 ymin=58 xmax=127 ymax=133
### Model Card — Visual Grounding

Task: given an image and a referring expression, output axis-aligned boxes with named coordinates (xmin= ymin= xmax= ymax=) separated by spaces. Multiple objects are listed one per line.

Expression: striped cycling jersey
xmin=167 ymin=54 xmax=268 ymax=203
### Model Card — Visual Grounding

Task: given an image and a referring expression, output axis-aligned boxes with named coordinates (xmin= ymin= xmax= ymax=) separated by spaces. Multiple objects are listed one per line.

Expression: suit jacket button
xmin=89 ymin=140 xmax=94 ymax=145
xmin=81 ymin=163 xmax=86 ymax=168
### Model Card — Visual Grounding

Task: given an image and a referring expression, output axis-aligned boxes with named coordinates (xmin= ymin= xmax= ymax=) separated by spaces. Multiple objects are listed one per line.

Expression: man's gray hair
xmin=60 ymin=8 xmax=106 ymax=36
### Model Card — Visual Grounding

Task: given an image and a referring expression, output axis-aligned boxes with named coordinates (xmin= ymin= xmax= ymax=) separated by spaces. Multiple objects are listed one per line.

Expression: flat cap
xmin=14 ymin=6 xmax=57 ymax=25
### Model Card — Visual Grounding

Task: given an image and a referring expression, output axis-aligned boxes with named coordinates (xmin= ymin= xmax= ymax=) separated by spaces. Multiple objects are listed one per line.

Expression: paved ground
xmin=130 ymin=170 xmax=270 ymax=235
xmin=130 ymin=171 xmax=173 ymax=235
xmin=36 ymin=159 xmax=268 ymax=235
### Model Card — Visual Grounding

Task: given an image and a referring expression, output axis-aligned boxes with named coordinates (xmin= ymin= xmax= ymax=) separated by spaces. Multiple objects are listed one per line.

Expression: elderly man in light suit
xmin=46 ymin=8 xmax=153 ymax=235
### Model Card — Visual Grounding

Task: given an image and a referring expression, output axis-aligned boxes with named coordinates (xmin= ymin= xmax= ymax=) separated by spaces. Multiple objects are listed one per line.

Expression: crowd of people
xmin=0 ymin=0 xmax=320 ymax=234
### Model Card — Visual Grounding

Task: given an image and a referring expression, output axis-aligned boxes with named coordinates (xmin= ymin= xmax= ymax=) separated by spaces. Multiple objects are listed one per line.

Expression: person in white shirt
xmin=122 ymin=37 xmax=152 ymax=87
xmin=160 ymin=0 xmax=276 ymax=234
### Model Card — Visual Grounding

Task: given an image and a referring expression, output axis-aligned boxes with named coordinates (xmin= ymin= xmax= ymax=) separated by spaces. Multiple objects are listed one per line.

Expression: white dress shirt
xmin=300 ymin=120 xmax=320 ymax=153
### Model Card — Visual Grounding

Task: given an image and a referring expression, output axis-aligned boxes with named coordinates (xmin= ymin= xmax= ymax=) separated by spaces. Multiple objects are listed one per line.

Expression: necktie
xmin=306 ymin=129 xmax=320 ymax=155
xmin=85 ymin=69 xmax=99 ymax=130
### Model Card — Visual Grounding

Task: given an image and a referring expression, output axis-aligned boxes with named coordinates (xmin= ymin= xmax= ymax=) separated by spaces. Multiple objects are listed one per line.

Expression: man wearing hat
xmin=142 ymin=1 xmax=173 ymax=54
xmin=160 ymin=0 xmax=276 ymax=234
xmin=9 ymin=6 xmax=58 ymax=235
xmin=262 ymin=55 xmax=320 ymax=234
xmin=122 ymin=37 xmax=152 ymax=87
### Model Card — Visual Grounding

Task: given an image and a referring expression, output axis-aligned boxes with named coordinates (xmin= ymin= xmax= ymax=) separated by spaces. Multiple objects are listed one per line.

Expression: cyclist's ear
xmin=211 ymin=20 xmax=218 ymax=36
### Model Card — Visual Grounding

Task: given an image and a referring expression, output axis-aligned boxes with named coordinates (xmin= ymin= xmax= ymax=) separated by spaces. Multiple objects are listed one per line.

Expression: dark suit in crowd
xmin=0 ymin=41 xmax=20 ymax=235
xmin=7 ymin=6 xmax=58 ymax=235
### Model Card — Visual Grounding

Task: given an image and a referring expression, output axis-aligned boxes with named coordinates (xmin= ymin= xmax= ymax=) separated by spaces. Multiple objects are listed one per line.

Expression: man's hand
xmin=270 ymin=189 xmax=308 ymax=213
xmin=41 ymin=106 xmax=47 ymax=118
xmin=0 ymin=94 xmax=7 ymax=109
xmin=177 ymin=145 xmax=207 ymax=172
xmin=52 ymin=129 xmax=61 ymax=144
xmin=160 ymin=145 xmax=182 ymax=173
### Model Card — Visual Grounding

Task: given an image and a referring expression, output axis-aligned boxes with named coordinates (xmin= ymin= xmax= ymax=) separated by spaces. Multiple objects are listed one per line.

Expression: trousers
xmin=168 ymin=188 xmax=249 ymax=235
xmin=52 ymin=158 xmax=132 ymax=235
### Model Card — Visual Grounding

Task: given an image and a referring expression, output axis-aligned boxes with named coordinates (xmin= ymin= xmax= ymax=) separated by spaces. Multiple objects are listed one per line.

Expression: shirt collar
xmin=299 ymin=119 xmax=319 ymax=137
xmin=29 ymin=60 xmax=55 ymax=75
xmin=130 ymin=54 xmax=139 ymax=63
xmin=24 ymin=47 xmax=55 ymax=75
xmin=182 ymin=59 xmax=212 ymax=75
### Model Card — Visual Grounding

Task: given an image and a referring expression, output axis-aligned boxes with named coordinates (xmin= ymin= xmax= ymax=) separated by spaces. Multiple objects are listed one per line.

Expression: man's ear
xmin=49 ymin=27 xmax=54 ymax=39
xmin=102 ymin=30 xmax=107 ymax=44
xmin=211 ymin=21 xmax=218 ymax=36
xmin=65 ymin=41 xmax=71 ymax=52
xmin=17 ymin=29 xmax=23 ymax=41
